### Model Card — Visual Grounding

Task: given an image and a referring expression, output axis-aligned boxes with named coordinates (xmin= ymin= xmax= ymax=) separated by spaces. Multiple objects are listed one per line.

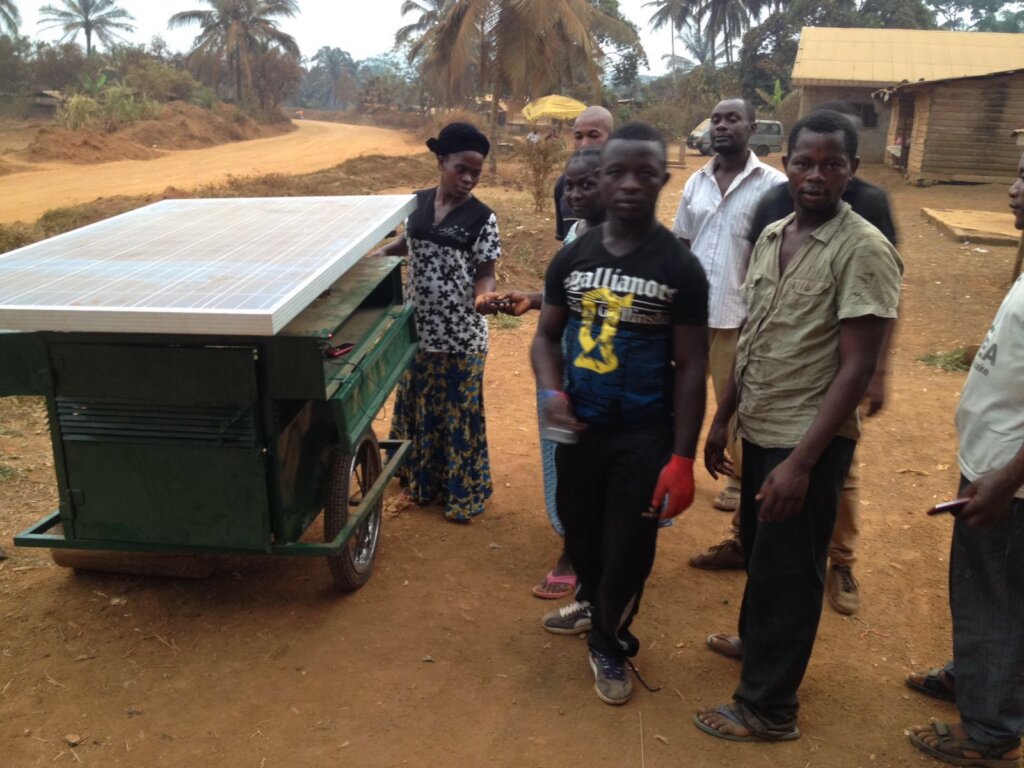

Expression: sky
xmin=17 ymin=0 xmax=677 ymax=77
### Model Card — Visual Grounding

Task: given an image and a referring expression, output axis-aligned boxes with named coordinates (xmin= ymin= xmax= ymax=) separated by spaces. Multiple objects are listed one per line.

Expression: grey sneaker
xmin=589 ymin=649 xmax=632 ymax=705
xmin=826 ymin=564 xmax=860 ymax=615
xmin=542 ymin=600 xmax=592 ymax=635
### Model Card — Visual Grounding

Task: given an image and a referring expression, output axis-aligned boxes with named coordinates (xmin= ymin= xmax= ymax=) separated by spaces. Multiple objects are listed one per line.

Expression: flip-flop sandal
xmin=713 ymin=488 xmax=740 ymax=511
xmin=906 ymin=667 xmax=956 ymax=702
xmin=908 ymin=722 xmax=1021 ymax=768
xmin=706 ymin=633 xmax=743 ymax=659
xmin=693 ymin=703 xmax=800 ymax=743
xmin=532 ymin=571 xmax=577 ymax=599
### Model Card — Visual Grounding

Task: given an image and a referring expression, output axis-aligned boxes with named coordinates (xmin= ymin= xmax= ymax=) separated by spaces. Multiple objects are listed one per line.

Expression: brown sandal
xmin=694 ymin=702 xmax=799 ymax=742
xmin=706 ymin=633 xmax=743 ymax=659
xmin=906 ymin=667 xmax=956 ymax=702
xmin=908 ymin=722 xmax=1020 ymax=768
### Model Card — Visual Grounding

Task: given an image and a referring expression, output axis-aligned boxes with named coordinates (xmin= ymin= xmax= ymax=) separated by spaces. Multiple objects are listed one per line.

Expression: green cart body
xmin=2 ymin=256 xmax=417 ymax=590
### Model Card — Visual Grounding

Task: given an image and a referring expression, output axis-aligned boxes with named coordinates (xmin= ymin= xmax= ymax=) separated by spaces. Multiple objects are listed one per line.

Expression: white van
xmin=687 ymin=118 xmax=710 ymax=149
xmin=695 ymin=120 xmax=784 ymax=156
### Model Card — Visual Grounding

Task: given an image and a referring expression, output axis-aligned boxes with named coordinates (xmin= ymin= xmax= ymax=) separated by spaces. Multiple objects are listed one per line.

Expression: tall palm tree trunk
xmin=488 ymin=88 xmax=499 ymax=173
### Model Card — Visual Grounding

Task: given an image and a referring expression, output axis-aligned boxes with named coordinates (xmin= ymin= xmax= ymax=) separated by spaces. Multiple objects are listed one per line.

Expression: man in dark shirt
xmin=690 ymin=114 xmax=898 ymax=619
xmin=750 ymin=176 xmax=897 ymax=245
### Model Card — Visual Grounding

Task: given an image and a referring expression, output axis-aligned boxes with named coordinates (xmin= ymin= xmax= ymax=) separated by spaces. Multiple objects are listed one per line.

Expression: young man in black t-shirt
xmin=532 ymin=122 xmax=709 ymax=705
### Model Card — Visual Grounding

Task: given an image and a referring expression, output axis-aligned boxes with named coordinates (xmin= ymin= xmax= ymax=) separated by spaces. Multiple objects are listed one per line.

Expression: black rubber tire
xmin=324 ymin=431 xmax=383 ymax=591
xmin=754 ymin=145 xmax=770 ymax=157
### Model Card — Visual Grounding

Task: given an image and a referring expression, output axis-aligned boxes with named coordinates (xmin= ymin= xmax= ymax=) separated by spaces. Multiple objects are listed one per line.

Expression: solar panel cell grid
xmin=0 ymin=196 xmax=416 ymax=336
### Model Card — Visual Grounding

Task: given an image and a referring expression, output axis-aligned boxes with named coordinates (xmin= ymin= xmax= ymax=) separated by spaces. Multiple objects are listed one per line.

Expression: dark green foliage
xmin=918 ymin=347 xmax=974 ymax=372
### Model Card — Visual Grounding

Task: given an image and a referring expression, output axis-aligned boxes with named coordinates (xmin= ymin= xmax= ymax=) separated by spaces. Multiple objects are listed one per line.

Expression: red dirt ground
xmin=1 ymin=138 xmax=1020 ymax=767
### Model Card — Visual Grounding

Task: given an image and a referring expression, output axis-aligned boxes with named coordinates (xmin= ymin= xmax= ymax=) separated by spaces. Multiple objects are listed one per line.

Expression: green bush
xmin=126 ymin=60 xmax=199 ymax=103
xmin=36 ymin=203 xmax=125 ymax=237
xmin=101 ymin=86 xmax=162 ymax=130
xmin=0 ymin=224 xmax=35 ymax=255
xmin=59 ymin=93 xmax=101 ymax=130
xmin=190 ymin=86 xmax=216 ymax=110
xmin=518 ymin=139 xmax=567 ymax=213
xmin=918 ymin=347 xmax=974 ymax=373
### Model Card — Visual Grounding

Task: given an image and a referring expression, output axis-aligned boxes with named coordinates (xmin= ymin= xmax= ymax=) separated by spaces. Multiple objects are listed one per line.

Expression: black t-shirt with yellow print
xmin=544 ymin=224 xmax=708 ymax=426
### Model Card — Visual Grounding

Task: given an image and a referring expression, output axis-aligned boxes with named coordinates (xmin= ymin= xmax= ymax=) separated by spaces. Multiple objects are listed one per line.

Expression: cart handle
xmin=270 ymin=439 xmax=410 ymax=557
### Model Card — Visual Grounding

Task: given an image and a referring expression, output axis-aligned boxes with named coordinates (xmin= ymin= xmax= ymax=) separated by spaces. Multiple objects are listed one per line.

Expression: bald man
xmin=554 ymin=106 xmax=614 ymax=240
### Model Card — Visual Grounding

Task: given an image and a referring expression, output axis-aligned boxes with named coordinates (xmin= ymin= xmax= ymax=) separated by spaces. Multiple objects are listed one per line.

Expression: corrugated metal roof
xmin=792 ymin=27 xmax=1024 ymax=87
xmin=875 ymin=67 xmax=1024 ymax=99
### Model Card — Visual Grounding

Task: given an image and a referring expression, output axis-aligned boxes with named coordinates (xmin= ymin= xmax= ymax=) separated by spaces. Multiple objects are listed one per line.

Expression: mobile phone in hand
xmin=927 ymin=498 xmax=970 ymax=516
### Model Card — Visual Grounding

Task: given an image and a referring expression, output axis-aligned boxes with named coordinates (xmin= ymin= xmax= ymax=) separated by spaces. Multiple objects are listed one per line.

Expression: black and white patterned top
xmin=404 ymin=187 xmax=501 ymax=354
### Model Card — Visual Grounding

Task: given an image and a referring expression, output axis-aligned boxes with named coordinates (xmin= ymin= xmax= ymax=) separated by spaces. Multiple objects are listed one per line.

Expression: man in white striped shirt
xmin=672 ymin=98 xmax=786 ymax=518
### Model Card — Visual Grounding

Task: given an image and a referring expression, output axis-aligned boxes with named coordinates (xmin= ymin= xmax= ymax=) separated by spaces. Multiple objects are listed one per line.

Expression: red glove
xmin=650 ymin=455 xmax=695 ymax=520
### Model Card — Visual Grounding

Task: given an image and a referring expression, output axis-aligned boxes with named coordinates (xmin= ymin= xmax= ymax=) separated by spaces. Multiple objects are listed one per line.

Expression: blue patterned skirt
xmin=391 ymin=350 xmax=492 ymax=522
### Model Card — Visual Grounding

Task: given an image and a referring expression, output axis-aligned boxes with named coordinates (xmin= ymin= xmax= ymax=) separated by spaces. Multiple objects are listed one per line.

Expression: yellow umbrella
xmin=521 ymin=95 xmax=588 ymax=122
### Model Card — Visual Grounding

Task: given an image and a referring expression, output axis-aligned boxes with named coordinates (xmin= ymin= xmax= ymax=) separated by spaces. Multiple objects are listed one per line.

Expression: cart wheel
xmin=324 ymin=431 xmax=383 ymax=591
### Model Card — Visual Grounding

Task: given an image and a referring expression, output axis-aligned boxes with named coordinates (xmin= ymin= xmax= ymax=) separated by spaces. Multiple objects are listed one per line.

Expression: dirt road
xmin=0 ymin=120 xmax=422 ymax=225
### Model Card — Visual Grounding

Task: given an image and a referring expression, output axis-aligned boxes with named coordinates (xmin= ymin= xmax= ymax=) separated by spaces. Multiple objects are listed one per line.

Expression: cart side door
xmin=48 ymin=342 xmax=271 ymax=552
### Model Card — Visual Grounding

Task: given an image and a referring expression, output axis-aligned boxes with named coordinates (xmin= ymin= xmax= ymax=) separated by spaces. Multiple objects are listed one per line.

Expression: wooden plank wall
xmin=915 ymin=74 xmax=1024 ymax=183
xmin=908 ymin=90 xmax=930 ymax=174
xmin=884 ymin=98 xmax=901 ymax=169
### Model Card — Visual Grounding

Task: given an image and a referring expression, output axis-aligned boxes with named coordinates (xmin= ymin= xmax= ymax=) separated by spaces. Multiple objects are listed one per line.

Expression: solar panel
xmin=0 ymin=196 xmax=416 ymax=336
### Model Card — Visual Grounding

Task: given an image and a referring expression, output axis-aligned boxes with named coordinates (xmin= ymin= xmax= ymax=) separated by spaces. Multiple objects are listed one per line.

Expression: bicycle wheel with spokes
xmin=324 ymin=430 xmax=383 ymax=591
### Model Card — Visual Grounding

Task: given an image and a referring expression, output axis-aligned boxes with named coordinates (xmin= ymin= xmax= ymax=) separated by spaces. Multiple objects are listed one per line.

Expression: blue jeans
xmin=951 ymin=476 xmax=1024 ymax=744
xmin=535 ymin=392 xmax=563 ymax=536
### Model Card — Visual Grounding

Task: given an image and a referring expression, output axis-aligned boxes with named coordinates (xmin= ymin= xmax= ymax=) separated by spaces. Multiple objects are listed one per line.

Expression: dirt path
xmin=1 ymin=148 xmax=1022 ymax=767
xmin=0 ymin=120 xmax=422 ymax=225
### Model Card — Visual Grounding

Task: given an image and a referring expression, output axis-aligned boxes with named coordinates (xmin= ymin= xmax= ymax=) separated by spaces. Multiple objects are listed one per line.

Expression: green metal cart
xmin=0 ymin=197 xmax=417 ymax=590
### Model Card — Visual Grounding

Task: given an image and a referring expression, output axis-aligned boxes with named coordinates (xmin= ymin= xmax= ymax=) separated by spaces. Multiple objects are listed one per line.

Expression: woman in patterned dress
xmin=371 ymin=123 xmax=502 ymax=523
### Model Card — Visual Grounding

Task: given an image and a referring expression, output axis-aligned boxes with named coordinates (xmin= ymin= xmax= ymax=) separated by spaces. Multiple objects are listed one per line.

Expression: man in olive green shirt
xmin=695 ymin=110 xmax=903 ymax=742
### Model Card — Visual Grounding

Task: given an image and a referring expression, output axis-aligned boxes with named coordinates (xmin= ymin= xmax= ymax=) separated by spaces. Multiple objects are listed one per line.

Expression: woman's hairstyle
xmin=426 ymin=122 xmax=490 ymax=158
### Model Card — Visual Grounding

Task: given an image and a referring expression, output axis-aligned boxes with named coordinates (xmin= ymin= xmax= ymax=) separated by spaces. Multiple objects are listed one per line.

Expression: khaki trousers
xmin=708 ymin=328 xmax=743 ymax=487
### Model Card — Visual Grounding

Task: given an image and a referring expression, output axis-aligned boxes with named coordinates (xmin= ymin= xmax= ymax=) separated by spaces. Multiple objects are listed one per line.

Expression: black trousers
xmin=555 ymin=423 xmax=669 ymax=660
xmin=734 ymin=436 xmax=856 ymax=728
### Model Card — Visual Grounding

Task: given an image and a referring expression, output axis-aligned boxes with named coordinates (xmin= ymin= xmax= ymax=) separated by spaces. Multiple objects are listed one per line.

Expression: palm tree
xmin=309 ymin=46 xmax=357 ymax=109
xmin=37 ymin=0 xmax=135 ymax=57
xmin=0 ymin=0 xmax=20 ymax=37
xmin=699 ymin=0 xmax=763 ymax=65
xmin=169 ymin=0 xmax=300 ymax=105
xmin=662 ymin=20 xmax=726 ymax=72
xmin=417 ymin=0 xmax=636 ymax=104
xmin=415 ymin=0 xmax=637 ymax=169
xmin=395 ymin=0 xmax=450 ymax=47
xmin=644 ymin=0 xmax=698 ymax=62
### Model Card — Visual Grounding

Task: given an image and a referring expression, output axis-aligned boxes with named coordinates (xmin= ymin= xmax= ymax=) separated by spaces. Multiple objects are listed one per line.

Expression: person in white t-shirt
xmin=906 ymin=152 xmax=1024 ymax=768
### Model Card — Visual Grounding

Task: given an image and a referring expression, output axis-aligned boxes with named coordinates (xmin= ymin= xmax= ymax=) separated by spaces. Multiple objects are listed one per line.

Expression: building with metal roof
xmin=792 ymin=27 xmax=1024 ymax=163
xmin=874 ymin=69 xmax=1024 ymax=185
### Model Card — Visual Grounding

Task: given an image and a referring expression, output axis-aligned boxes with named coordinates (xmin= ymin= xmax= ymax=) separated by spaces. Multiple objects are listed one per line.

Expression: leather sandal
xmin=906 ymin=667 xmax=956 ymax=702
xmin=908 ymin=722 xmax=1021 ymax=768
xmin=706 ymin=633 xmax=743 ymax=659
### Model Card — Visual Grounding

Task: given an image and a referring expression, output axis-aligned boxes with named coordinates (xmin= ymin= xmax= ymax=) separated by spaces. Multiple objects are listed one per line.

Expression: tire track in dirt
xmin=0 ymin=120 xmax=423 ymax=225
